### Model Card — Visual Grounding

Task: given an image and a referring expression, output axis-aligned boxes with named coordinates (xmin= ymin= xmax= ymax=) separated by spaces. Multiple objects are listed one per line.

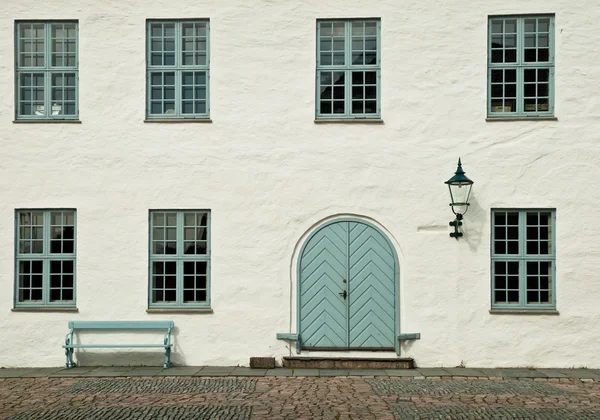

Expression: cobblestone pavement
xmin=1 ymin=376 xmax=599 ymax=419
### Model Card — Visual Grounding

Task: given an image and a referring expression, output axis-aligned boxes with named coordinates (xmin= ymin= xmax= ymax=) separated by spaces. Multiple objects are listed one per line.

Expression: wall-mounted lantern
xmin=445 ymin=158 xmax=474 ymax=239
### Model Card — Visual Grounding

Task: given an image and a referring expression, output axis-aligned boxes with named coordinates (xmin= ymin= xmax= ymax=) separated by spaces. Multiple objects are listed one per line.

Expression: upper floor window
xmin=149 ymin=210 xmax=211 ymax=308
xmin=146 ymin=20 xmax=210 ymax=119
xmin=488 ymin=16 xmax=554 ymax=118
xmin=316 ymin=19 xmax=381 ymax=119
xmin=15 ymin=210 xmax=76 ymax=308
xmin=491 ymin=209 xmax=556 ymax=310
xmin=15 ymin=21 xmax=79 ymax=120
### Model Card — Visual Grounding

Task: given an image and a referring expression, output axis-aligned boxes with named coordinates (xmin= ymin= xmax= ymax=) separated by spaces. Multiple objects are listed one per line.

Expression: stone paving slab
xmin=385 ymin=369 xmax=420 ymax=377
xmin=319 ymin=369 xmax=349 ymax=376
xmin=3 ymin=366 xmax=600 ymax=381
xmin=154 ymin=366 xmax=203 ymax=376
xmin=559 ymin=368 xmax=600 ymax=380
xmin=127 ymin=366 xmax=164 ymax=375
xmin=500 ymin=368 xmax=548 ymax=378
xmin=265 ymin=368 xmax=293 ymax=376
xmin=443 ymin=367 xmax=487 ymax=377
xmin=83 ymin=367 xmax=135 ymax=377
xmin=472 ymin=368 xmax=506 ymax=377
xmin=50 ymin=367 xmax=96 ymax=377
xmin=195 ymin=366 xmax=237 ymax=377
xmin=416 ymin=367 xmax=451 ymax=376
xmin=230 ymin=367 xmax=267 ymax=376
xmin=536 ymin=368 xmax=570 ymax=378
xmin=0 ymin=368 xmax=64 ymax=378
xmin=292 ymin=368 xmax=319 ymax=376
xmin=348 ymin=369 xmax=387 ymax=376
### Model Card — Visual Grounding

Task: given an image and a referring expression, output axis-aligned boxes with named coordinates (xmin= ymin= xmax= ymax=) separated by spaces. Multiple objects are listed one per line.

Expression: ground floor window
xmin=491 ymin=209 xmax=556 ymax=309
xmin=15 ymin=209 xmax=76 ymax=307
xmin=149 ymin=210 xmax=211 ymax=308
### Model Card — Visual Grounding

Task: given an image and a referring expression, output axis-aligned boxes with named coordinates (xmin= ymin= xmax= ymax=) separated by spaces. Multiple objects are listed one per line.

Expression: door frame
xmin=296 ymin=217 xmax=401 ymax=355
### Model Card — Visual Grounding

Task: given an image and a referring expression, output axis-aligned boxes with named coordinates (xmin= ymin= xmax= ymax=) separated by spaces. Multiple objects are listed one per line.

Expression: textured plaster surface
xmin=1 ymin=0 xmax=599 ymax=368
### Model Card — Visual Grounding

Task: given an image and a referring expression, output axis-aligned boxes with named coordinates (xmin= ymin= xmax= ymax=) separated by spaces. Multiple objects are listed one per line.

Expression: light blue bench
xmin=63 ymin=321 xmax=174 ymax=369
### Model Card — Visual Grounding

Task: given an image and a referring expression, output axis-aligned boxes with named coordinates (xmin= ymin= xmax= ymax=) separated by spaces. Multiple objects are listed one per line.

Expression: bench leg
xmin=64 ymin=347 xmax=70 ymax=368
xmin=69 ymin=349 xmax=76 ymax=368
xmin=64 ymin=347 xmax=75 ymax=369
xmin=164 ymin=347 xmax=171 ymax=368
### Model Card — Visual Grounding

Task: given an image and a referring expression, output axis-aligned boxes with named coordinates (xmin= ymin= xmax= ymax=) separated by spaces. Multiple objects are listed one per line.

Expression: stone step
xmin=282 ymin=357 xmax=414 ymax=369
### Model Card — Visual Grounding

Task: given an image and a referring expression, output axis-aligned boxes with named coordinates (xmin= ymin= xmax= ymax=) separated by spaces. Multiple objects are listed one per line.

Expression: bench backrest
xmin=68 ymin=321 xmax=173 ymax=330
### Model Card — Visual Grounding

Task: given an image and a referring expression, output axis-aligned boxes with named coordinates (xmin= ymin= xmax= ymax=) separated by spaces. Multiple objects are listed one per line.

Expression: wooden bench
xmin=63 ymin=321 xmax=174 ymax=369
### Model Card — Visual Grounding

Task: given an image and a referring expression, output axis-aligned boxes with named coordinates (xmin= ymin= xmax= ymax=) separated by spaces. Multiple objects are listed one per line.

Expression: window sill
xmin=12 ymin=307 xmax=79 ymax=312
xmin=144 ymin=119 xmax=212 ymax=123
xmin=486 ymin=117 xmax=558 ymax=122
xmin=13 ymin=120 xmax=81 ymax=124
xmin=146 ymin=308 xmax=213 ymax=314
xmin=489 ymin=309 xmax=559 ymax=315
xmin=314 ymin=118 xmax=384 ymax=124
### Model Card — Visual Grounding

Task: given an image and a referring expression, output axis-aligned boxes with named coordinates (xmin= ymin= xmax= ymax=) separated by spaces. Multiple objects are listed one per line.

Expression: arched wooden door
xmin=298 ymin=219 xmax=397 ymax=350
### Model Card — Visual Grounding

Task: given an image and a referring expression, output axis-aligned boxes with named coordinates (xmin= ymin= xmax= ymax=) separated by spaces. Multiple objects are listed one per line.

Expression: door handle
xmin=339 ymin=290 xmax=347 ymax=300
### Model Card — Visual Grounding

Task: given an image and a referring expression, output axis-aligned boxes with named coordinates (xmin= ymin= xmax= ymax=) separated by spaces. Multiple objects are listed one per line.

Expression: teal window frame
xmin=491 ymin=209 xmax=556 ymax=310
xmin=146 ymin=20 xmax=210 ymax=119
xmin=15 ymin=21 xmax=79 ymax=120
xmin=316 ymin=19 xmax=381 ymax=119
xmin=148 ymin=210 xmax=211 ymax=308
xmin=488 ymin=15 xmax=555 ymax=118
xmin=14 ymin=209 xmax=77 ymax=308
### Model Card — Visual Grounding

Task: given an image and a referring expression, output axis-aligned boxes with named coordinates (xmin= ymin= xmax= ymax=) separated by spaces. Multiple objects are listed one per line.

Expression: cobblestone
xmin=392 ymin=405 xmax=600 ymax=419
xmin=367 ymin=378 xmax=573 ymax=395
xmin=0 ymin=375 xmax=598 ymax=419
xmin=63 ymin=378 xmax=255 ymax=394
xmin=8 ymin=405 xmax=252 ymax=420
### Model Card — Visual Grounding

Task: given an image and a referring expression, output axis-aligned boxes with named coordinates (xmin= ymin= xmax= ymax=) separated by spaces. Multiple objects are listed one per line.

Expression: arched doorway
xmin=298 ymin=218 xmax=399 ymax=351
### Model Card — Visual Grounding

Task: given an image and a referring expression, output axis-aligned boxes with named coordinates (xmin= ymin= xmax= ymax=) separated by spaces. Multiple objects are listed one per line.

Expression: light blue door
xmin=299 ymin=220 xmax=397 ymax=350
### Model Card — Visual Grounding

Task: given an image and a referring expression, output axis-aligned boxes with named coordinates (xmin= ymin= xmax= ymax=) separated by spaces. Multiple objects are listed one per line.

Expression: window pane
xmin=526 ymin=261 xmax=552 ymax=304
xmin=493 ymin=261 xmax=519 ymax=304
xmin=49 ymin=259 xmax=75 ymax=302
xmin=18 ymin=73 xmax=45 ymax=117
xmin=319 ymin=22 xmax=345 ymax=66
xmin=51 ymin=72 xmax=77 ymax=116
xmin=183 ymin=261 xmax=208 ymax=303
xmin=351 ymin=21 xmax=378 ymax=66
xmin=318 ymin=71 xmax=344 ymax=115
xmin=151 ymin=261 xmax=177 ymax=303
xmin=17 ymin=260 xmax=44 ymax=302
xmin=19 ymin=211 xmax=44 ymax=254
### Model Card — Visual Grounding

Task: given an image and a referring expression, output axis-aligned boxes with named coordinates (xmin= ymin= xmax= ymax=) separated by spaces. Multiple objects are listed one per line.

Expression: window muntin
xmin=15 ymin=210 xmax=76 ymax=307
xmin=146 ymin=20 xmax=210 ymax=119
xmin=16 ymin=22 xmax=78 ymax=120
xmin=488 ymin=16 xmax=554 ymax=117
xmin=491 ymin=210 xmax=555 ymax=309
xmin=149 ymin=211 xmax=211 ymax=307
xmin=316 ymin=20 xmax=380 ymax=119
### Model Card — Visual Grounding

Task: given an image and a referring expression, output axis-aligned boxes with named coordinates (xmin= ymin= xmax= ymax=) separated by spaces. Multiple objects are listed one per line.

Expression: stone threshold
xmin=1 ymin=366 xmax=599 ymax=381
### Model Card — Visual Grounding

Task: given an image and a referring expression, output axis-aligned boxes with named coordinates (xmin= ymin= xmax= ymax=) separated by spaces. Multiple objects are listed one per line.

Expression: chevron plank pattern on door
xmin=348 ymin=222 xmax=396 ymax=349
xmin=299 ymin=222 xmax=349 ymax=348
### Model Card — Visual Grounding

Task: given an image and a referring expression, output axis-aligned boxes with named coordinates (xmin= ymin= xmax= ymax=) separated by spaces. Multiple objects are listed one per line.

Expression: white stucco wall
xmin=0 ymin=0 xmax=599 ymax=368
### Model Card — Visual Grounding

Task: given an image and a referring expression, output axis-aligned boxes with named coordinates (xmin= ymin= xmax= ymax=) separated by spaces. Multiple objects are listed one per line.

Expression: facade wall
xmin=0 ymin=0 xmax=599 ymax=368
